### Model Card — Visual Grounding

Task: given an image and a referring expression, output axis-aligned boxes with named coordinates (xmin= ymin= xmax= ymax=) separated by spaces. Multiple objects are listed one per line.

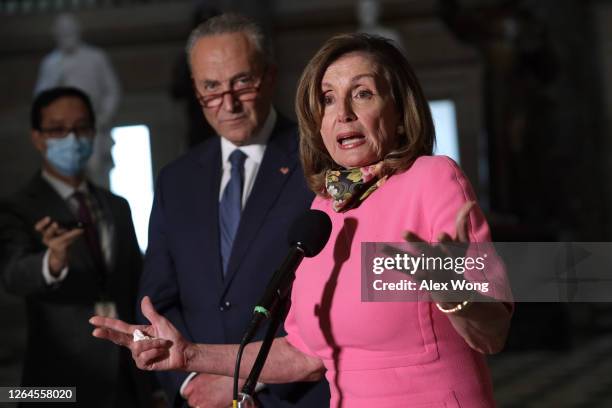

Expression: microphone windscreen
xmin=287 ymin=209 xmax=332 ymax=257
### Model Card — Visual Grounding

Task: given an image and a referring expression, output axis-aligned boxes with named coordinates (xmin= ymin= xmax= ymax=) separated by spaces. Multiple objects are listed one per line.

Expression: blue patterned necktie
xmin=219 ymin=149 xmax=247 ymax=276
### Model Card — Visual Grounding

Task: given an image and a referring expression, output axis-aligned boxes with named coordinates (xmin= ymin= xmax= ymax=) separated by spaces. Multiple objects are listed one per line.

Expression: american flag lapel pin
xmin=279 ymin=167 xmax=289 ymax=175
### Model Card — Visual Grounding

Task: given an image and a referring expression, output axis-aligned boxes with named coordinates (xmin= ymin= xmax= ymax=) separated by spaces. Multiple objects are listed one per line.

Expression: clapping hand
xmin=90 ymin=296 xmax=189 ymax=372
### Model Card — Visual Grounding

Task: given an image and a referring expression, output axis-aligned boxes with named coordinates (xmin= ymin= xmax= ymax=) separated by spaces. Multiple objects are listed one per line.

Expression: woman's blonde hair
xmin=296 ymin=33 xmax=435 ymax=196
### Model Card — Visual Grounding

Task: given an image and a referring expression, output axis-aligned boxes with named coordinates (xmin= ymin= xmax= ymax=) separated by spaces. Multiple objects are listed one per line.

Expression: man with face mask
xmin=0 ymin=87 xmax=153 ymax=408
xmin=35 ymin=13 xmax=121 ymax=190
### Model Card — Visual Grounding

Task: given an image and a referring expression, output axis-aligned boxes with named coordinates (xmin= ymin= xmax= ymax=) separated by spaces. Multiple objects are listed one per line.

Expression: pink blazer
xmin=285 ymin=156 xmax=509 ymax=408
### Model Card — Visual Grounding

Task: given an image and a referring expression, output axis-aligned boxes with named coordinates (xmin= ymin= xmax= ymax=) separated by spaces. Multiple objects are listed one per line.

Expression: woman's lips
xmin=337 ymin=132 xmax=366 ymax=149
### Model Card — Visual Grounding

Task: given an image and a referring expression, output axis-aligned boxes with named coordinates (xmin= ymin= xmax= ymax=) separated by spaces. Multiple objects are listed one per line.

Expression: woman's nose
xmin=337 ymin=99 xmax=356 ymax=123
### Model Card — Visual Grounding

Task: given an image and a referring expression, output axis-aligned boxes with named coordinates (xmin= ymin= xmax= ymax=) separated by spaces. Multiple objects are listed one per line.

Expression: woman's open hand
xmin=401 ymin=201 xmax=476 ymax=303
xmin=90 ymin=296 xmax=189 ymax=371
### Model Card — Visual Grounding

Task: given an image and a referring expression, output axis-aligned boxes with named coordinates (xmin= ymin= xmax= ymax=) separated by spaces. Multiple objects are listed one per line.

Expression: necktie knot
xmin=229 ymin=149 xmax=247 ymax=170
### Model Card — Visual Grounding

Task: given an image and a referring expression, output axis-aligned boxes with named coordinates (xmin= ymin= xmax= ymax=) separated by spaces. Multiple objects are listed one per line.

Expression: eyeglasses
xmin=39 ymin=125 xmax=95 ymax=139
xmin=195 ymin=69 xmax=267 ymax=109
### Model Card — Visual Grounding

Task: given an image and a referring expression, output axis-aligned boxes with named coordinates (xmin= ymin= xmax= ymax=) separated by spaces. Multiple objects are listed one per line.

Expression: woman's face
xmin=319 ymin=52 xmax=400 ymax=169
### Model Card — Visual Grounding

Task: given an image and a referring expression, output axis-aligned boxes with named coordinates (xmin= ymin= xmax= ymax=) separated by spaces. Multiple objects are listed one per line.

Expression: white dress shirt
xmin=180 ymin=109 xmax=277 ymax=398
xmin=219 ymin=108 xmax=277 ymax=206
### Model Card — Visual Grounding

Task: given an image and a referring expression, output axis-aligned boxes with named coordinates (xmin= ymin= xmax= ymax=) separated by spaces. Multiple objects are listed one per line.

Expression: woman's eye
xmin=354 ymin=89 xmax=373 ymax=99
xmin=322 ymin=94 xmax=334 ymax=106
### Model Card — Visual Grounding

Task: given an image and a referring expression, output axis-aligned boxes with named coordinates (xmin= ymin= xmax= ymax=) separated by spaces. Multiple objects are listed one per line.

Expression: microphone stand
xmin=233 ymin=246 xmax=305 ymax=407
xmin=235 ymin=296 xmax=290 ymax=408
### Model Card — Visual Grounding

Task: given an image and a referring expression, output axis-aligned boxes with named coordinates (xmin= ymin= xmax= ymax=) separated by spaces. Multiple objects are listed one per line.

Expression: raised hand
xmin=401 ymin=201 xmax=476 ymax=303
xmin=90 ymin=296 xmax=190 ymax=371
xmin=35 ymin=216 xmax=83 ymax=274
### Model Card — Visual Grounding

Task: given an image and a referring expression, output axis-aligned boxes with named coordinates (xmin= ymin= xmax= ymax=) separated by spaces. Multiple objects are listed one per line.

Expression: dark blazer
xmin=138 ymin=116 xmax=329 ymax=407
xmin=0 ymin=174 xmax=151 ymax=408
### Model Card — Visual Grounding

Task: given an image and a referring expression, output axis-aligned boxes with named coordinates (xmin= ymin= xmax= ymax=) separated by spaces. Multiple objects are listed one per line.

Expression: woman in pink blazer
xmin=92 ymin=33 xmax=512 ymax=408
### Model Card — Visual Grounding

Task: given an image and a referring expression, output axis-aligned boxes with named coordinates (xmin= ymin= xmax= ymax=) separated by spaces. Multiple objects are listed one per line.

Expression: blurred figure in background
xmin=35 ymin=13 xmax=121 ymax=190
xmin=0 ymin=87 xmax=151 ymax=408
xmin=357 ymin=0 xmax=405 ymax=51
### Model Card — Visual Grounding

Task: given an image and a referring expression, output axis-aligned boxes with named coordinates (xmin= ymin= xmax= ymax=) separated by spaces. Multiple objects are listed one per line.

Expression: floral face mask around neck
xmin=325 ymin=162 xmax=388 ymax=212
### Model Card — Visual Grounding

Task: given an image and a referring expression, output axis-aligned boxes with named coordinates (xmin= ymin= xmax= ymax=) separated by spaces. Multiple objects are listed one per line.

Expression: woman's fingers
xmin=89 ymin=314 xmax=145 ymax=348
xmin=131 ymin=340 xmax=173 ymax=371
xmin=136 ymin=346 xmax=170 ymax=368
xmin=91 ymin=323 xmax=171 ymax=361
xmin=89 ymin=316 xmax=157 ymax=344
xmin=403 ymin=231 xmax=425 ymax=242
xmin=455 ymin=201 xmax=475 ymax=243
xmin=141 ymin=296 xmax=164 ymax=326
xmin=435 ymin=232 xmax=454 ymax=258
xmin=89 ymin=315 xmax=136 ymax=334
xmin=92 ymin=327 xmax=133 ymax=347
xmin=132 ymin=337 xmax=171 ymax=352
xmin=407 ymin=199 xmax=475 ymax=246
xmin=89 ymin=313 xmax=177 ymax=371
xmin=436 ymin=232 xmax=452 ymax=243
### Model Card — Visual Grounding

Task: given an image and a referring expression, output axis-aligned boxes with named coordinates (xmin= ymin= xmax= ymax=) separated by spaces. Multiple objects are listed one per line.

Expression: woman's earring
xmin=397 ymin=125 xmax=405 ymax=135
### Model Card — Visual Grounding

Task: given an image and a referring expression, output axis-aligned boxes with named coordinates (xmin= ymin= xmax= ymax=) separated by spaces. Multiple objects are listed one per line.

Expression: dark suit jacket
xmin=0 ymin=174 xmax=152 ymax=408
xmin=138 ymin=116 xmax=329 ymax=407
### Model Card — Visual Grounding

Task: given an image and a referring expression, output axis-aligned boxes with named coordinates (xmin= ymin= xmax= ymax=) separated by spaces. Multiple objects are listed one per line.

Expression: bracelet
xmin=435 ymin=299 xmax=470 ymax=314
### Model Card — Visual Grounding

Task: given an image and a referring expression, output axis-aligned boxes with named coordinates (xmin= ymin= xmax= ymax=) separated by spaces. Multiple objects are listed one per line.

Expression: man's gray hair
xmin=185 ymin=13 xmax=274 ymax=68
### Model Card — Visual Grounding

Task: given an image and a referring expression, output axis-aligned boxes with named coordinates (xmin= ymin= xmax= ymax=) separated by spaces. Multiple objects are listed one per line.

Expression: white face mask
xmin=45 ymin=132 xmax=94 ymax=177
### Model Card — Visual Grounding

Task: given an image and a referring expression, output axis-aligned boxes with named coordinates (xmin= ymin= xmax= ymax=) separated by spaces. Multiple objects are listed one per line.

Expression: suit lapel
xmin=222 ymin=118 xmax=298 ymax=289
xmin=195 ymin=138 xmax=225 ymax=290
xmin=27 ymin=175 xmax=75 ymax=223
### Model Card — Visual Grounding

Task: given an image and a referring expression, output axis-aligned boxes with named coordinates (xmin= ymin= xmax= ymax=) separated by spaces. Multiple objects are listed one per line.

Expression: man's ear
xmin=31 ymin=130 xmax=46 ymax=154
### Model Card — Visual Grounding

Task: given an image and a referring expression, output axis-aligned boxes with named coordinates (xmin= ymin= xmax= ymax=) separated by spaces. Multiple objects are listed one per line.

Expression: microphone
xmin=241 ymin=209 xmax=332 ymax=343
xmin=233 ymin=209 xmax=332 ymax=404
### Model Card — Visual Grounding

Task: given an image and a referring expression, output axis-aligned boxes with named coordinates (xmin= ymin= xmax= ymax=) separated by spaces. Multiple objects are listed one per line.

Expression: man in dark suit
xmin=0 ymin=87 xmax=152 ymax=407
xmin=137 ymin=13 xmax=329 ymax=408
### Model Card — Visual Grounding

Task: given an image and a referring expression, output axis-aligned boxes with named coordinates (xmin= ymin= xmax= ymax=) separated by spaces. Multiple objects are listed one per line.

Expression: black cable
xmin=233 ymin=340 xmax=247 ymax=404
